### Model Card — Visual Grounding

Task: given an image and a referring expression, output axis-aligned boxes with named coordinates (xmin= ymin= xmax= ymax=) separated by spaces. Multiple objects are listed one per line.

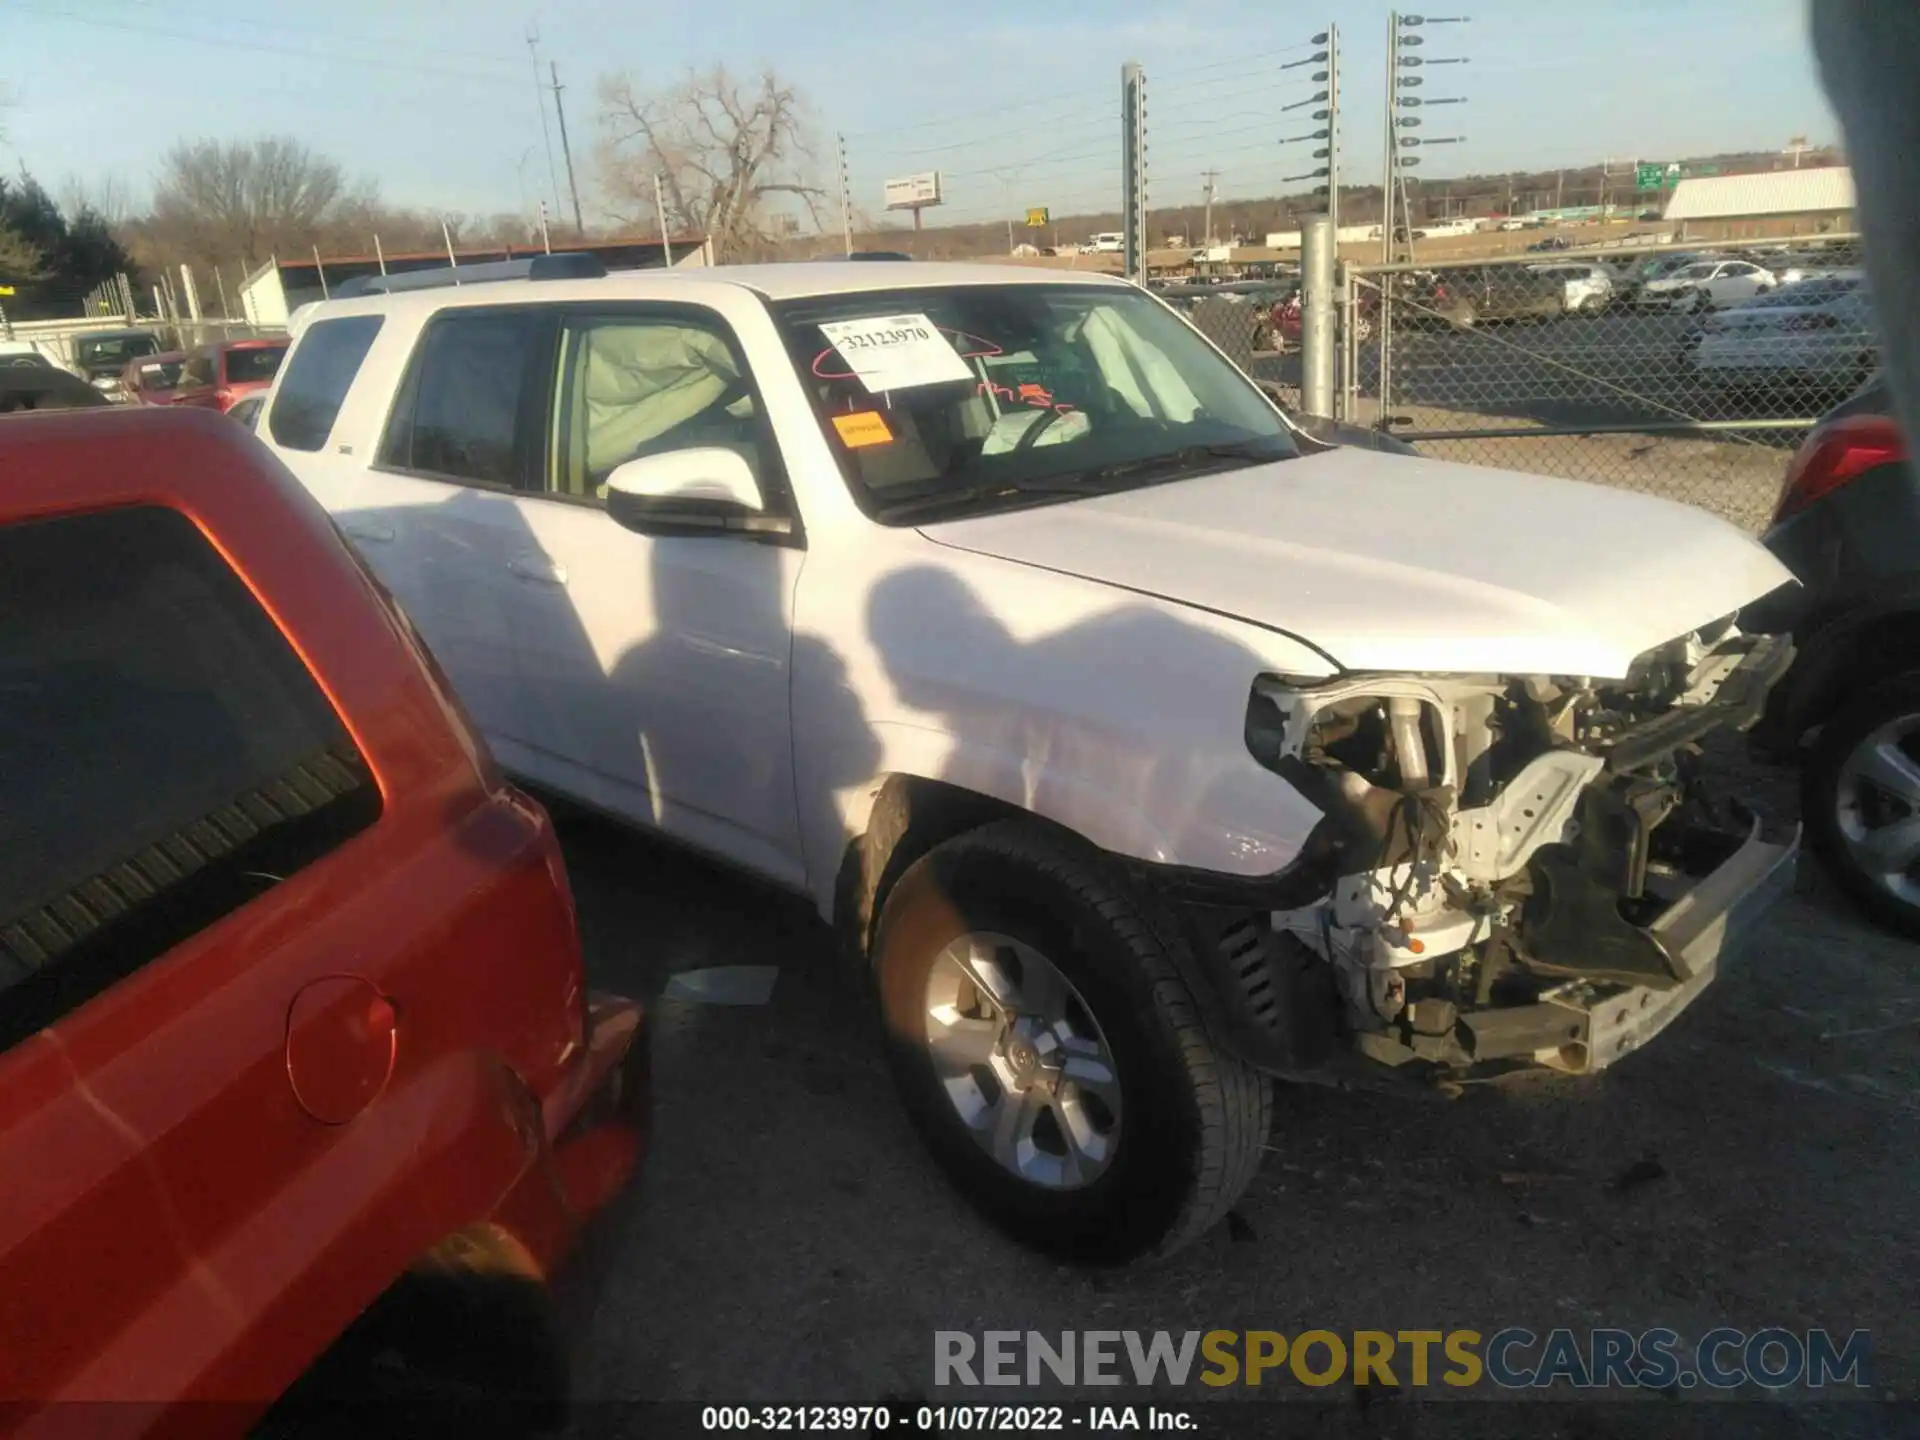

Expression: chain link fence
xmin=1338 ymin=234 xmax=1871 ymax=531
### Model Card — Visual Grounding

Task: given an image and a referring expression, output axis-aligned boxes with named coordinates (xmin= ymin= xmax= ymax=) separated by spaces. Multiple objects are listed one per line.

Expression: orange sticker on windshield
xmin=833 ymin=411 xmax=893 ymax=447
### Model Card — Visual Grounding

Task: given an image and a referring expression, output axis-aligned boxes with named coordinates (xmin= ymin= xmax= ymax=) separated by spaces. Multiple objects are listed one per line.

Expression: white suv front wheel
xmin=874 ymin=821 xmax=1272 ymax=1264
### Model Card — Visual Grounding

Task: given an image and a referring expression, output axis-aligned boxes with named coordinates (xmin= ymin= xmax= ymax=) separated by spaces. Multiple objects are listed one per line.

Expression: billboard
xmin=884 ymin=172 xmax=944 ymax=210
xmin=1026 ymin=207 xmax=1050 ymax=228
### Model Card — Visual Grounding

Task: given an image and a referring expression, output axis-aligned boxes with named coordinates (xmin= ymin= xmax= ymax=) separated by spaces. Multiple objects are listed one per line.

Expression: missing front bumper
xmin=1466 ymin=817 xmax=1800 ymax=1073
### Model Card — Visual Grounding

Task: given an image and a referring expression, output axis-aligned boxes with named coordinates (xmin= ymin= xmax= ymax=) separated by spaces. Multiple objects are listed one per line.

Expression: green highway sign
xmin=1636 ymin=162 xmax=1685 ymax=190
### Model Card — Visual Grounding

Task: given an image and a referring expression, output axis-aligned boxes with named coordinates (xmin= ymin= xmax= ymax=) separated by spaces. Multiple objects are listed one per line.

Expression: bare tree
xmin=150 ymin=137 xmax=348 ymax=270
xmin=58 ymin=174 xmax=135 ymax=228
xmin=597 ymin=65 xmax=825 ymax=261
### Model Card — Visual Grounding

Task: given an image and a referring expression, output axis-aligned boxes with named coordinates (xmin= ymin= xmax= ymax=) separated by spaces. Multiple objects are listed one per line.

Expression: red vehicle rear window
xmin=0 ymin=505 xmax=381 ymax=1049
xmin=225 ymin=345 xmax=288 ymax=386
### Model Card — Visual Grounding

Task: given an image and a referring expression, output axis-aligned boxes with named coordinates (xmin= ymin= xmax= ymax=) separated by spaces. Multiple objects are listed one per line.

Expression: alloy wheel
xmin=1834 ymin=713 xmax=1920 ymax=909
xmin=922 ymin=931 xmax=1123 ymax=1190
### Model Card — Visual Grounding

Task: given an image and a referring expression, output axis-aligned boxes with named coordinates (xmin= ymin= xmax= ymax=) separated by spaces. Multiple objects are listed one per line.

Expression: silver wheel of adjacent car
xmin=924 ymin=931 xmax=1122 ymax=1190
xmin=1831 ymin=714 xmax=1920 ymax=910
xmin=1807 ymin=673 xmax=1920 ymax=939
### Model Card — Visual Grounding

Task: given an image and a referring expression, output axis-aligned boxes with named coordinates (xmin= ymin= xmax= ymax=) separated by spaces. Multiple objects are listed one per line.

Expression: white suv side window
xmin=545 ymin=313 xmax=769 ymax=503
xmin=378 ymin=308 xmax=544 ymax=488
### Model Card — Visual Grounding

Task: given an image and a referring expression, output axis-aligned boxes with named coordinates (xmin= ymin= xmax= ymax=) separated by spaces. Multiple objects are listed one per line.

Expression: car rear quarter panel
xmin=0 ymin=411 xmax=590 ymax=1427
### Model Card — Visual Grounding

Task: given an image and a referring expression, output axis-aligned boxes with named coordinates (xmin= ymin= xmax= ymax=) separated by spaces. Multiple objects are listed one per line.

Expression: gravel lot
xmin=545 ymin=744 xmax=1918 ymax=1430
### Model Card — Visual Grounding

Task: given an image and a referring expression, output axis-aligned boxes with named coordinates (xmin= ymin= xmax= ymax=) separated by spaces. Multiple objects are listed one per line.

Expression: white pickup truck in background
xmin=259 ymin=255 xmax=1800 ymax=1263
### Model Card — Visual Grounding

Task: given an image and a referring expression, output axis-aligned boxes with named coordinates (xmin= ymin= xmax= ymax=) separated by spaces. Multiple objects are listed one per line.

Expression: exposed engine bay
xmin=1234 ymin=624 xmax=1798 ymax=1077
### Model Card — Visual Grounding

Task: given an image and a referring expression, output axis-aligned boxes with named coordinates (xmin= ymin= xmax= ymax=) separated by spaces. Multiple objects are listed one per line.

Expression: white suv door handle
xmin=341 ymin=519 xmax=395 ymax=543
xmin=508 ymin=554 xmax=567 ymax=586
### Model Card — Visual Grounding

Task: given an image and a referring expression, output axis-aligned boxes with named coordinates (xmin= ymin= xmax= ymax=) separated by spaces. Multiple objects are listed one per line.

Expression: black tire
xmin=1804 ymin=672 xmax=1920 ymax=940
xmin=873 ymin=820 xmax=1271 ymax=1264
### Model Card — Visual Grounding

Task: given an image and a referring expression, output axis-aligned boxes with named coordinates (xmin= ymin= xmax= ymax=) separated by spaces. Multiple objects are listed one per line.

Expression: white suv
xmin=259 ymin=255 xmax=1800 ymax=1262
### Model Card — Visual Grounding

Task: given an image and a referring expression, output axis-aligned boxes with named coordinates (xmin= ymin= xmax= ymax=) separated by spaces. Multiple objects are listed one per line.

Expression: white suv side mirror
xmin=602 ymin=447 xmax=791 ymax=540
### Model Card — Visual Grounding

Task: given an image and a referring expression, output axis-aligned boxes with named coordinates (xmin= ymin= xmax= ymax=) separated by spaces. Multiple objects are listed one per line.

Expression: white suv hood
xmin=918 ymin=449 xmax=1794 ymax=677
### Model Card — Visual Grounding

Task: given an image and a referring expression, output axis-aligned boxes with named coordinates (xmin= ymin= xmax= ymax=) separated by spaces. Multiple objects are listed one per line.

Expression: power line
xmin=1151 ymin=40 xmax=1323 ymax=81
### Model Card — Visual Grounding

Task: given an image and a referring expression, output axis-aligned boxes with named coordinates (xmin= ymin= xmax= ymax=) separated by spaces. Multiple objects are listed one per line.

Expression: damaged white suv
xmin=261 ymin=256 xmax=1801 ymax=1264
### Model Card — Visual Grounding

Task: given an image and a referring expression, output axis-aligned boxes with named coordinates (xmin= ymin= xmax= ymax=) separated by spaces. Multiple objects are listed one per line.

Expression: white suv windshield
xmin=773 ymin=284 xmax=1297 ymax=524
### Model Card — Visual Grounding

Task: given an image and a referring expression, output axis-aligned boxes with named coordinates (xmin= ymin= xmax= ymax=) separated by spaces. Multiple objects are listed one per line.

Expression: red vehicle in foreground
xmin=0 ymin=407 xmax=647 ymax=1437
xmin=170 ymin=337 xmax=291 ymax=413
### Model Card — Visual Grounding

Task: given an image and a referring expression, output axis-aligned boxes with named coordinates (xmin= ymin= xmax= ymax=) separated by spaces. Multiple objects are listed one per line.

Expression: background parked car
xmin=1636 ymin=258 xmax=1776 ymax=313
xmin=171 ymin=337 xmax=291 ymax=413
xmin=122 ymin=349 xmax=188 ymax=405
xmin=1749 ymin=375 xmax=1920 ymax=937
xmin=1530 ymin=261 xmax=1617 ymax=316
xmin=1407 ymin=264 xmax=1567 ymax=327
xmin=0 ymin=406 xmax=648 ymax=1433
xmin=1689 ymin=275 xmax=1878 ymax=398
xmin=1623 ymin=251 xmax=1729 ymax=303
xmin=67 ymin=327 xmax=162 ymax=398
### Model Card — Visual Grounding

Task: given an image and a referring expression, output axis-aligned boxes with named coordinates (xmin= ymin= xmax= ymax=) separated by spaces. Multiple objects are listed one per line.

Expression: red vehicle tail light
xmin=1773 ymin=412 xmax=1910 ymax=524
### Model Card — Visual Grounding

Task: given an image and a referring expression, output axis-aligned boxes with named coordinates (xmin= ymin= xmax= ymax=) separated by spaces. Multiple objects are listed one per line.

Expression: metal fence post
xmin=1337 ymin=261 xmax=1354 ymax=421
xmin=1376 ymin=270 xmax=1394 ymax=426
xmin=1300 ymin=215 xmax=1336 ymax=418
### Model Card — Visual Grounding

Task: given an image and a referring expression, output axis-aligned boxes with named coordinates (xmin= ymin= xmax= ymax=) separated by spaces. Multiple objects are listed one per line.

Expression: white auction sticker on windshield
xmin=818 ymin=313 xmax=973 ymax=392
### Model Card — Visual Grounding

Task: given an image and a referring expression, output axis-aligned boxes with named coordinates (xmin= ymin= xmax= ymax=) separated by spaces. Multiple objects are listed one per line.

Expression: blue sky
xmin=2 ymin=0 xmax=1835 ymax=230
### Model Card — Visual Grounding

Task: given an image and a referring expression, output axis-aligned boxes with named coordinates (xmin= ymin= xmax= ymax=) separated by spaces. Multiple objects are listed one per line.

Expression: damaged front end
xmin=1218 ymin=626 xmax=1799 ymax=1079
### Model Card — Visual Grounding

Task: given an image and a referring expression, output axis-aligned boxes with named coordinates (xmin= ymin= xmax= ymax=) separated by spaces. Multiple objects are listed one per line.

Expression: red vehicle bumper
xmin=541 ymin=993 xmax=651 ymax=1235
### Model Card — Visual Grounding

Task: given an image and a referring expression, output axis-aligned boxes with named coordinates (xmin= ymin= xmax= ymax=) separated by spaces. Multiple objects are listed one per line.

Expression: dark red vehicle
xmin=1272 ymin=287 xmax=1377 ymax=348
xmin=170 ymin=337 xmax=291 ymax=413
xmin=0 ymin=407 xmax=647 ymax=1437
xmin=121 ymin=349 xmax=188 ymax=405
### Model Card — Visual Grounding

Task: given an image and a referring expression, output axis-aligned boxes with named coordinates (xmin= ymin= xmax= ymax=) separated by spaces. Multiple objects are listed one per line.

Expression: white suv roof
xmin=293 ymin=260 xmax=1129 ymax=333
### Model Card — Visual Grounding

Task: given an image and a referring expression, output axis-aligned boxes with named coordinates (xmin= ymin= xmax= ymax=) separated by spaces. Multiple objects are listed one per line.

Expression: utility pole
xmin=1202 ymin=169 xmax=1220 ymax=247
xmin=1385 ymin=12 xmax=1470 ymax=259
xmin=1120 ymin=62 xmax=1149 ymax=285
xmin=1382 ymin=12 xmax=1398 ymax=263
xmin=1325 ymin=23 xmax=1340 ymax=237
xmin=550 ymin=61 xmax=586 ymax=237
xmin=1278 ymin=26 xmax=1338 ymax=238
xmin=836 ymin=132 xmax=854 ymax=256
xmin=655 ymin=174 xmax=674 ymax=266
xmin=525 ymin=25 xmax=562 ymax=223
